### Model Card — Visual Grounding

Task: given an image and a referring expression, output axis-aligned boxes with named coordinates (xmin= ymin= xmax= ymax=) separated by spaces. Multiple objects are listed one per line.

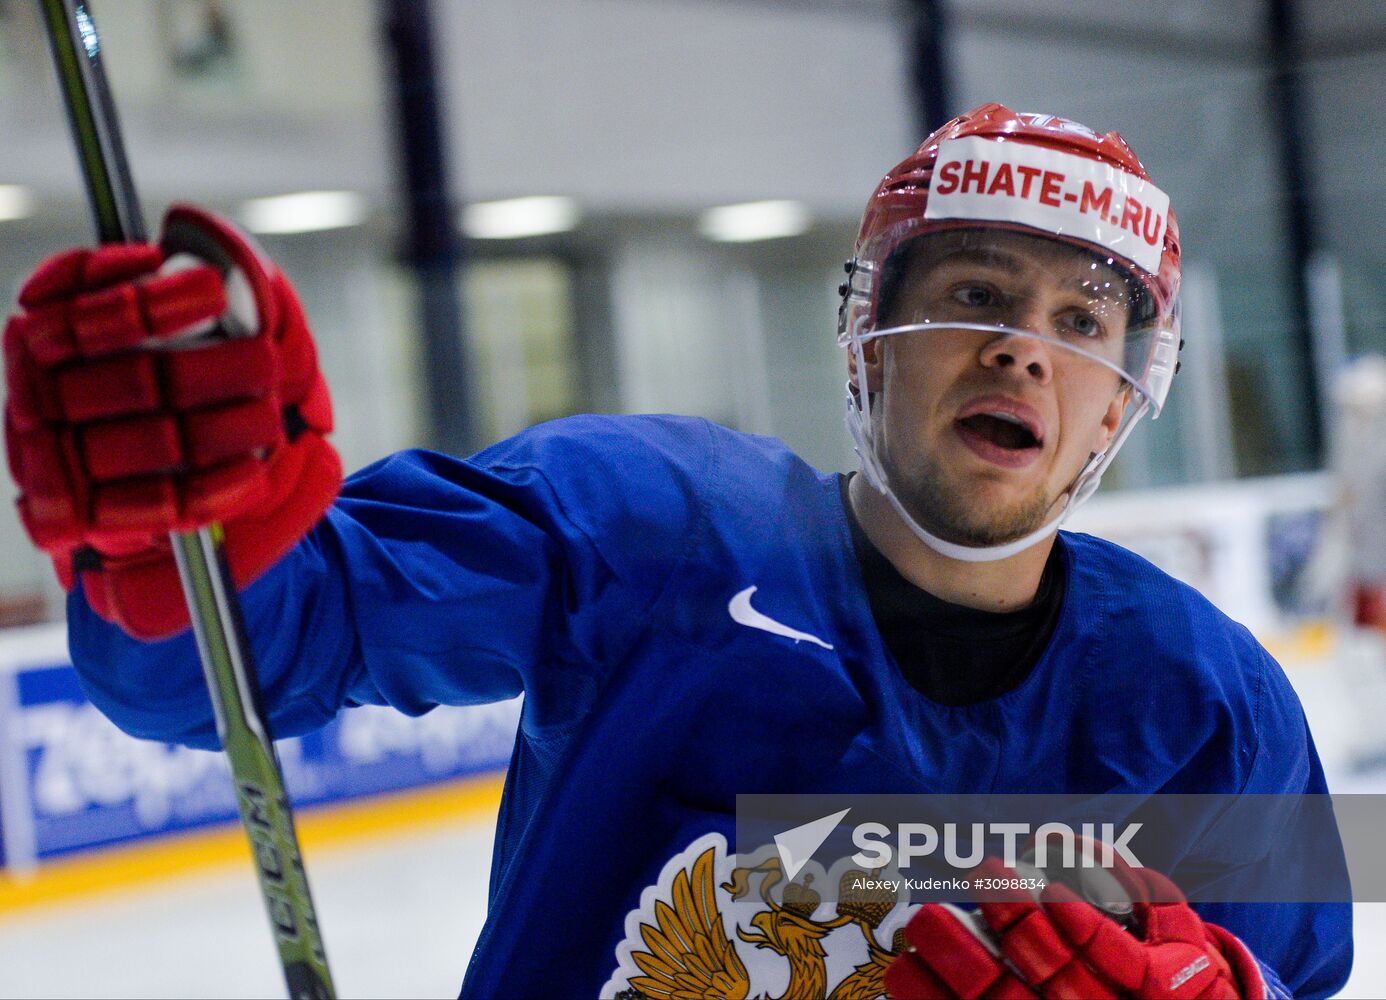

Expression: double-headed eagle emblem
xmin=606 ymin=835 xmax=912 ymax=1000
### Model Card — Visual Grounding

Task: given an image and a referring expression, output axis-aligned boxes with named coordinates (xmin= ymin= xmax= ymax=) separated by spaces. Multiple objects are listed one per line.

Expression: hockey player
xmin=3 ymin=104 xmax=1350 ymax=997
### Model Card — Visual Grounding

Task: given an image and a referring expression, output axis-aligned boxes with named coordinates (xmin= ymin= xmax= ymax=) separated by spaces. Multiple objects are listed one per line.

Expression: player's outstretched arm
xmin=5 ymin=204 xmax=706 ymax=745
xmin=7 ymin=206 xmax=708 ymax=751
xmin=66 ymin=418 xmax=702 ymax=750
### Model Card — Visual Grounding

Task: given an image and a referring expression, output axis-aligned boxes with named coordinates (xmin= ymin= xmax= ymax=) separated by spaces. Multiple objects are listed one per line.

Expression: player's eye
xmin=1061 ymin=310 xmax=1104 ymax=339
xmin=951 ymin=284 xmax=997 ymax=308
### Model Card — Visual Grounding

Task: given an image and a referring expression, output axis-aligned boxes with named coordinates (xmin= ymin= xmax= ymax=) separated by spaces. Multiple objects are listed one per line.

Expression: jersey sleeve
xmin=1186 ymin=642 xmax=1353 ymax=999
xmin=68 ymin=414 xmax=714 ymax=750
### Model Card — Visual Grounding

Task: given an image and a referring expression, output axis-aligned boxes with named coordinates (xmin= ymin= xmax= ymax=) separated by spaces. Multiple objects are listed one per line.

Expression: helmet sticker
xmin=923 ymin=136 xmax=1170 ymax=275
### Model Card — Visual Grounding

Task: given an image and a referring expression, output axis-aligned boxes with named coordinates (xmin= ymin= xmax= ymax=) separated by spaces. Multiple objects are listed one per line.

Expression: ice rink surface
xmin=0 ymin=654 xmax=1383 ymax=998
xmin=0 ymin=817 xmax=496 ymax=998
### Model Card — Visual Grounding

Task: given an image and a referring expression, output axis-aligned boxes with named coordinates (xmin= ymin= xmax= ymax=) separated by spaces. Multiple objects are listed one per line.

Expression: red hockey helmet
xmin=839 ymin=102 xmax=1181 ymax=413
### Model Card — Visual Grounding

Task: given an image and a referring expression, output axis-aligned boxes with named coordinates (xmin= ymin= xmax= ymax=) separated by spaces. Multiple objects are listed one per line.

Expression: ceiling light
xmin=0 ymin=185 xmax=35 ymax=221
xmin=462 ymin=196 xmax=580 ymax=239
xmin=698 ymin=200 xmax=811 ymax=242
xmin=240 ymin=190 xmax=367 ymax=234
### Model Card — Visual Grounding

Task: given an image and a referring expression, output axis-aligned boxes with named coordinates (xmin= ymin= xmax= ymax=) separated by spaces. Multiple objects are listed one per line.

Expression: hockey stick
xmin=36 ymin=3 xmax=336 ymax=997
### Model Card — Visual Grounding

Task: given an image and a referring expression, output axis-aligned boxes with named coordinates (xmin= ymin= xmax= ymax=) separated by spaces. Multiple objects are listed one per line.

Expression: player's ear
xmin=1093 ymin=383 xmax=1131 ymax=452
xmin=847 ymin=337 xmax=885 ymax=393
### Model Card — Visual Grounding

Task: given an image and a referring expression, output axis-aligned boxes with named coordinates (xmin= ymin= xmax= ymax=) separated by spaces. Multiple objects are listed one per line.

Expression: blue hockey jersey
xmin=68 ymin=414 xmax=1351 ymax=998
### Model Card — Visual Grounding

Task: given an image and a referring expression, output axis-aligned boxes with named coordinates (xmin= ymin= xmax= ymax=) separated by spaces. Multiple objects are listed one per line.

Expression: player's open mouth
xmin=953 ymin=399 xmax=1045 ymax=469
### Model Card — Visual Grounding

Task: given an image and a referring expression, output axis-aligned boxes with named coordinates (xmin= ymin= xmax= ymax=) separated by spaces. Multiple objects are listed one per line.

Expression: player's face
xmin=865 ymin=231 xmax=1132 ymax=547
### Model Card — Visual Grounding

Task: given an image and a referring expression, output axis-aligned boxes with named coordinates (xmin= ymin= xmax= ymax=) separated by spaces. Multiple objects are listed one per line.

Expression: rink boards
xmin=0 ymin=623 xmax=520 ymax=876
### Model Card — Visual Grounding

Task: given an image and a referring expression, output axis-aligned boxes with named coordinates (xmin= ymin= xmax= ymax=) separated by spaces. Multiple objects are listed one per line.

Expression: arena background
xmin=0 ymin=1 xmax=1383 ymax=995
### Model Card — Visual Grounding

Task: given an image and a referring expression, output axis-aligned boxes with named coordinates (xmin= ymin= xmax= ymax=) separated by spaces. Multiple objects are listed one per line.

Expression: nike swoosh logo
xmin=728 ymin=586 xmax=834 ymax=651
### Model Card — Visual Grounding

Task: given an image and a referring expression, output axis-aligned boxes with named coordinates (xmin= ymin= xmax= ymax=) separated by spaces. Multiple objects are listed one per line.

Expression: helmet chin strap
xmin=883 ymin=483 xmax=1068 ymax=562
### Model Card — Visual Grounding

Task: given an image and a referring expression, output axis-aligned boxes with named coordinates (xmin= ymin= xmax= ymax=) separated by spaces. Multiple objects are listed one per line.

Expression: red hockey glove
xmin=4 ymin=204 xmax=341 ymax=639
xmin=884 ymin=857 xmax=1267 ymax=999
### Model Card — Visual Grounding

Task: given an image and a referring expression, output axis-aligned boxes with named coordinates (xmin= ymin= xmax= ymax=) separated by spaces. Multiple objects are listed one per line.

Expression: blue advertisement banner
xmin=0 ymin=639 xmax=518 ymax=866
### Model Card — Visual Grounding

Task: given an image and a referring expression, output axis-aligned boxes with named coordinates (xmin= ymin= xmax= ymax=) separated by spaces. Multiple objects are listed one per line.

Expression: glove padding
xmin=884 ymin=857 xmax=1266 ymax=999
xmin=4 ymin=204 xmax=341 ymax=638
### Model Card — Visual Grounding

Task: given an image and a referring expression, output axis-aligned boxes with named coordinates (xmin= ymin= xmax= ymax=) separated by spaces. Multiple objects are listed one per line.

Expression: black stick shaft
xmin=36 ymin=3 xmax=336 ymax=996
xmin=37 ymin=0 xmax=143 ymax=241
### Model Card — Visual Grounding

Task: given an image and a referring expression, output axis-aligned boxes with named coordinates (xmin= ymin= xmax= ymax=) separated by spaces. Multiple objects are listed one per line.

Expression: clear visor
xmin=841 ymin=228 xmax=1179 ymax=413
